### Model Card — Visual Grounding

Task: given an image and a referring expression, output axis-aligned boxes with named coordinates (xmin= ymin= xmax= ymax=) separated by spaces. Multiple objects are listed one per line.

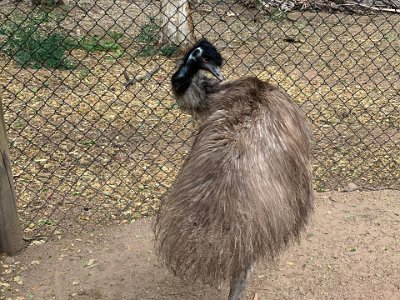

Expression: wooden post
xmin=0 ymin=98 xmax=24 ymax=255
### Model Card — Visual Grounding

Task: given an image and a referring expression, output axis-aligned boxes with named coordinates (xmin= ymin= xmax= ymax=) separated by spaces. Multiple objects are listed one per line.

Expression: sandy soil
xmin=1 ymin=190 xmax=399 ymax=300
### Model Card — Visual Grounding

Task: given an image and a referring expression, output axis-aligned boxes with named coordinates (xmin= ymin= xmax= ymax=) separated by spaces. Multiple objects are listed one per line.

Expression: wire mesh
xmin=0 ymin=0 xmax=399 ymax=241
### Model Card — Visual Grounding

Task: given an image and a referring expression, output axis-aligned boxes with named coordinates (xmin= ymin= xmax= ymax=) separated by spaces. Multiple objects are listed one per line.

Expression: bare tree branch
xmin=239 ymin=0 xmax=400 ymax=13
xmin=356 ymin=3 xmax=400 ymax=13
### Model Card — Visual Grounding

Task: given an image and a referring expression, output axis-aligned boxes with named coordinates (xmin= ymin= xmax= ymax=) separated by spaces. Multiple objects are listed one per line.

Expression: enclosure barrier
xmin=0 ymin=0 xmax=398 ymax=242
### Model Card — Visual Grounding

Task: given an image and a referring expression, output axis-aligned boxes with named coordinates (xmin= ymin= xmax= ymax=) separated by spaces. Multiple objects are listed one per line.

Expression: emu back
xmin=154 ymin=76 xmax=314 ymax=284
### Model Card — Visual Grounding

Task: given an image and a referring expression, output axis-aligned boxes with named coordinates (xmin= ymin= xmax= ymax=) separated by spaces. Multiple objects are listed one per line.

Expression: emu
xmin=154 ymin=39 xmax=314 ymax=300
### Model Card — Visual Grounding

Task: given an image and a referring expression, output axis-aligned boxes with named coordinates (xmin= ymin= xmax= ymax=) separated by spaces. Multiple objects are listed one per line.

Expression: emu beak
xmin=204 ymin=63 xmax=224 ymax=81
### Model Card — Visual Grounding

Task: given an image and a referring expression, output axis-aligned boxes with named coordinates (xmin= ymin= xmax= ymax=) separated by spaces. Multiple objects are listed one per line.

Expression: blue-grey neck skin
xmin=171 ymin=51 xmax=202 ymax=96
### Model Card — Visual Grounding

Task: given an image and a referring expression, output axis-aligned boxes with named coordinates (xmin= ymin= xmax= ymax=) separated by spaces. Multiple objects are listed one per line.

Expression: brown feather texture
xmin=154 ymin=59 xmax=314 ymax=286
xmin=174 ymin=72 xmax=212 ymax=120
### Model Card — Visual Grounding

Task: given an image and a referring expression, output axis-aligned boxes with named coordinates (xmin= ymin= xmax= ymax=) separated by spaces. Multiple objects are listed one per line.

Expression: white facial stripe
xmin=188 ymin=47 xmax=203 ymax=61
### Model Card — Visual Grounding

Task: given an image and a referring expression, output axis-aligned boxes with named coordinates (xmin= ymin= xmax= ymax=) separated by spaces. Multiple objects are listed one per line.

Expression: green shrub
xmin=160 ymin=43 xmax=180 ymax=57
xmin=0 ymin=11 xmax=76 ymax=69
xmin=136 ymin=18 xmax=180 ymax=58
xmin=0 ymin=11 xmax=125 ymax=70
xmin=79 ymin=32 xmax=123 ymax=53
xmin=32 ymin=0 xmax=64 ymax=7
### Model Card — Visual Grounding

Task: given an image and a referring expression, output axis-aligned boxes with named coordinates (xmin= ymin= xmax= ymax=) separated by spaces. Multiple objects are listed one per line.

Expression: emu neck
xmin=171 ymin=60 xmax=211 ymax=119
xmin=172 ymin=59 xmax=200 ymax=96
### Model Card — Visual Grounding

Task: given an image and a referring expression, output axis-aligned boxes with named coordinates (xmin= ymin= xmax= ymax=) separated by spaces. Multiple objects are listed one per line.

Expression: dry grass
xmin=0 ymin=0 xmax=399 ymax=240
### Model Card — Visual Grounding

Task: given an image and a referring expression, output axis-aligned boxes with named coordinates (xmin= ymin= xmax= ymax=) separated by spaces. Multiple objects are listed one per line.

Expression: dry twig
xmin=123 ymin=66 xmax=161 ymax=88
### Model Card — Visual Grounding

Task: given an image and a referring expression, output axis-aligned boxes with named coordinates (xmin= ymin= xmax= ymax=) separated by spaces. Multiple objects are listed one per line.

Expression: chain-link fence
xmin=0 ymin=0 xmax=399 ymax=241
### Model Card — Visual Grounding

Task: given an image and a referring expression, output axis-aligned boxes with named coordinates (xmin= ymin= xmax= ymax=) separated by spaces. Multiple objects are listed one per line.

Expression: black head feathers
xmin=172 ymin=38 xmax=224 ymax=96
xmin=182 ymin=38 xmax=223 ymax=67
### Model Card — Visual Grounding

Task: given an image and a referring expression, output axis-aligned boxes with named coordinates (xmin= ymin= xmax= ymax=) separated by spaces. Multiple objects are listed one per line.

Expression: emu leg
xmin=228 ymin=268 xmax=251 ymax=300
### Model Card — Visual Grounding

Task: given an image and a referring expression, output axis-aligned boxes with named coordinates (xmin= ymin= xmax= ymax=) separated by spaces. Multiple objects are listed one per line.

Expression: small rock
xmin=31 ymin=240 xmax=45 ymax=246
xmin=72 ymin=280 xmax=80 ymax=286
xmin=13 ymin=276 xmax=23 ymax=285
xmin=3 ymin=257 xmax=15 ymax=264
xmin=342 ymin=182 xmax=359 ymax=192
xmin=85 ymin=259 xmax=95 ymax=267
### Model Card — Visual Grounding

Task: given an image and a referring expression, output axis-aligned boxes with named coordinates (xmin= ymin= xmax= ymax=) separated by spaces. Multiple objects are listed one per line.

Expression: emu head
xmin=183 ymin=39 xmax=224 ymax=81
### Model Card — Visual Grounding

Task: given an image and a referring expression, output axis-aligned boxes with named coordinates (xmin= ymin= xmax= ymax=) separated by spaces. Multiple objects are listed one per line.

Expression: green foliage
xmin=268 ymin=8 xmax=288 ymax=22
xmin=136 ymin=18 xmax=180 ymax=58
xmin=136 ymin=19 xmax=159 ymax=44
xmin=78 ymin=67 xmax=90 ymax=79
xmin=384 ymin=32 xmax=397 ymax=43
xmin=37 ymin=218 xmax=54 ymax=226
xmin=78 ymin=30 xmax=124 ymax=61
xmin=33 ymin=0 xmax=63 ymax=6
xmin=0 ymin=11 xmax=76 ymax=69
xmin=13 ymin=121 xmax=27 ymax=129
xmin=0 ymin=12 xmax=177 ymax=69
xmin=136 ymin=19 xmax=159 ymax=57
xmin=0 ymin=10 xmax=125 ymax=70
xmin=79 ymin=32 xmax=123 ymax=53
xmin=160 ymin=43 xmax=180 ymax=57
xmin=81 ymin=140 xmax=96 ymax=147
xmin=15 ymin=31 xmax=75 ymax=69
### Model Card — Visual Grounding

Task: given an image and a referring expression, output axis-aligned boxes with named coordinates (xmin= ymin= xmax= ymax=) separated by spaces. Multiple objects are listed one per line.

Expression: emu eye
xmin=203 ymin=57 xmax=208 ymax=62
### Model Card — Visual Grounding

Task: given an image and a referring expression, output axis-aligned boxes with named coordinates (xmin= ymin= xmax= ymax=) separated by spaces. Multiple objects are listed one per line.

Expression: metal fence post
xmin=0 ymin=98 xmax=24 ymax=255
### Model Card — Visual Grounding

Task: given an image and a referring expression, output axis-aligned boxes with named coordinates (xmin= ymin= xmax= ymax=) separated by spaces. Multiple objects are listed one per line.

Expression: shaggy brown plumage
xmin=154 ymin=40 xmax=314 ymax=291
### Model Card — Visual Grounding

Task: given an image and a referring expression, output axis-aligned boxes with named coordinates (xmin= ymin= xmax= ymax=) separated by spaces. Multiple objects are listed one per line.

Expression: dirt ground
xmin=1 ymin=189 xmax=399 ymax=300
